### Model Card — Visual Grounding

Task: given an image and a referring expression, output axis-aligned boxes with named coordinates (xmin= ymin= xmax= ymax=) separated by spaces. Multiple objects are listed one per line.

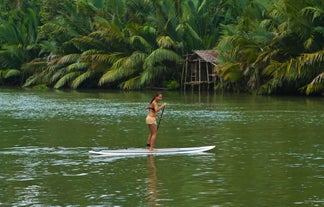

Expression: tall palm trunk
xmin=16 ymin=0 xmax=21 ymax=9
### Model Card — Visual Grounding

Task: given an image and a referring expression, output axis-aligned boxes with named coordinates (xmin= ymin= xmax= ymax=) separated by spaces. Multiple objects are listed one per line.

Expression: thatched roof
xmin=189 ymin=50 xmax=219 ymax=63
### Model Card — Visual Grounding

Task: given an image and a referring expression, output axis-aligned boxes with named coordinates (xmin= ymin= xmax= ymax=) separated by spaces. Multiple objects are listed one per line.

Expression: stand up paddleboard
xmin=89 ymin=145 xmax=215 ymax=156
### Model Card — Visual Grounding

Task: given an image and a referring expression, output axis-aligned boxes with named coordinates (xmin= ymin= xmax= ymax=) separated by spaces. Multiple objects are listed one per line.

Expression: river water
xmin=0 ymin=89 xmax=323 ymax=206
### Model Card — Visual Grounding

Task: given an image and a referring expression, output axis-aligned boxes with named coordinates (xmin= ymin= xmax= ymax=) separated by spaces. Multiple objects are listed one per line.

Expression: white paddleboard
xmin=89 ymin=145 xmax=215 ymax=156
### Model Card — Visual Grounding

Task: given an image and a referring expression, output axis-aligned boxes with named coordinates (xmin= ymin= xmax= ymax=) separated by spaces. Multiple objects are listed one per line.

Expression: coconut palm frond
xmin=98 ymin=69 xmax=116 ymax=86
xmin=71 ymin=70 xmax=93 ymax=89
xmin=51 ymin=68 xmax=67 ymax=84
xmin=57 ymin=54 xmax=81 ymax=66
xmin=260 ymin=78 xmax=284 ymax=95
xmin=262 ymin=60 xmax=282 ymax=76
xmin=39 ymin=40 xmax=57 ymax=56
xmin=46 ymin=62 xmax=64 ymax=77
xmin=301 ymin=6 xmax=324 ymax=22
xmin=143 ymin=48 xmax=181 ymax=69
xmin=21 ymin=60 xmax=47 ymax=73
xmin=124 ymin=52 xmax=146 ymax=69
xmin=89 ymin=29 xmax=115 ymax=43
xmin=305 ymin=72 xmax=324 ymax=95
xmin=120 ymin=75 xmax=142 ymax=90
xmin=254 ymin=49 xmax=281 ymax=66
xmin=23 ymin=74 xmax=39 ymax=87
xmin=39 ymin=23 xmax=67 ymax=40
xmin=263 ymin=58 xmax=303 ymax=82
xmin=0 ymin=52 xmax=12 ymax=69
xmin=2 ymin=69 xmax=21 ymax=79
xmin=314 ymin=24 xmax=324 ymax=34
xmin=184 ymin=22 xmax=203 ymax=47
xmin=104 ymin=56 xmax=127 ymax=70
xmin=129 ymin=35 xmax=151 ymax=51
xmin=87 ymin=52 xmax=124 ymax=64
xmin=238 ymin=46 xmax=259 ymax=64
xmin=275 ymin=61 xmax=290 ymax=79
xmin=98 ymin=51 xmax=147 ymax=86
xmin=140 ymin=66 xmax=167 ymax=86
xmin=0 ymin=44 xmax=26 ymax=68
xmin=21 ymin=58 xmax=59 ymax=87
xmin=285 ymin=59 xmax=303 ymax=81
xmin=96 ymin=22 xmax=124 ymax=42
xmin=141 ymin=25 xmax=157 ymax=36
xmin=156 ymin=36 xmax=176 ymax=49
xmin=71 ymin=36 xmax=105 ymax=51
xmin=98 ymin=65 xmax=137 ymax=86
xmin=217 ymin=34 xmax=240 ymax=56
xmin=54 ymin=71 xmax=81 ymax=89
xmin=217 ymin=63 xmax=242 ymax=82
xmin=92 ymin=16 xmax=110 ymax=29
xmin=81 ymin=49 xmax=104 ymax=56
xmin=304 ymin=35 xmax=315 ymax=50
xmin=66 ymin=62 xmax=89 ymax=72
xmin=298 ymin=50 xmax=324 ymax=68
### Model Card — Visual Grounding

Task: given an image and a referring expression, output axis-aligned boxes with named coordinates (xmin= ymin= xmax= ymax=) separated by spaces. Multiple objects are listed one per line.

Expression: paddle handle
xmin=157 ymin=106 xmax=165 ymax=130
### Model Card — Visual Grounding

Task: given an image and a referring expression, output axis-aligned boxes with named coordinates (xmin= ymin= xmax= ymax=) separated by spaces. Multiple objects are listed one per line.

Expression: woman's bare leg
xmin=148 ymin=124 xmax=157 ymax=151
xmin=146 ymin=130 xmax=152 ymax=149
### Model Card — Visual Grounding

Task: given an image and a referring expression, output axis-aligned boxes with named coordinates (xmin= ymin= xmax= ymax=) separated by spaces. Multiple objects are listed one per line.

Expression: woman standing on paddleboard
xmin=146 ymin=93 xmax=167 ymax=151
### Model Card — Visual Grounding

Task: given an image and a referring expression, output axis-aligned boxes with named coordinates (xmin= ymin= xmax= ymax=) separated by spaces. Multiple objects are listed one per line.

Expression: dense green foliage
xmin=217 ymin=0 xmax=324 ymax=95
xmin=0 ymin=0 xmax=324 ymax=95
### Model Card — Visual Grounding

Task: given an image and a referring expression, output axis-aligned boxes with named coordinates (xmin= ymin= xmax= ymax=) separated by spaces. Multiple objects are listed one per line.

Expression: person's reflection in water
xmin=146 ymin=155 xmax=158 ymax=206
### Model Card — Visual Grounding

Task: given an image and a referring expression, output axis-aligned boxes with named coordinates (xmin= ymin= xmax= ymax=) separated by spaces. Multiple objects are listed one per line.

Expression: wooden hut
xmin=181 ymin=50 xmax=219 ymax=91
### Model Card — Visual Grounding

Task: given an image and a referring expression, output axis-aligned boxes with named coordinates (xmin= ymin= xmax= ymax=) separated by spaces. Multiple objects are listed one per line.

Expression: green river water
xmin=0 ymin=89 xmax=324 ymax=207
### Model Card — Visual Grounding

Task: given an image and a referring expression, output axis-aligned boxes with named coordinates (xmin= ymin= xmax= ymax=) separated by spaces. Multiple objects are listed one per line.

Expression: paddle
xmin=157 ymin=105 xmax=165 ymax=130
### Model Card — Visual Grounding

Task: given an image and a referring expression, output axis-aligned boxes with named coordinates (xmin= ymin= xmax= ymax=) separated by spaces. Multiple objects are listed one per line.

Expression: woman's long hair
xmin=150 ymin=92 xmax=162 ymax=104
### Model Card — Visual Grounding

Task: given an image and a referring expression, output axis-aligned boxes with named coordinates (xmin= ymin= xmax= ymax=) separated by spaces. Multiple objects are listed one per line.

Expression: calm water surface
xmin=0 ymin=89 xmax=324 ymax=206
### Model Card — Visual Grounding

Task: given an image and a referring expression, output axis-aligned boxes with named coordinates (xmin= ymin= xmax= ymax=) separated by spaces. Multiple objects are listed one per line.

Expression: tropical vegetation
xmin=0 ymin=0 xmax=323 ymax=95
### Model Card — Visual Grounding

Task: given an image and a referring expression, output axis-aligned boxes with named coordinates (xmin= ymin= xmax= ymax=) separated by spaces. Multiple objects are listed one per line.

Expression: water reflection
xmin=146 ymin=155 xmax=158 ymax=206
xmin=2 ymin=89 xmax=324 ymax=207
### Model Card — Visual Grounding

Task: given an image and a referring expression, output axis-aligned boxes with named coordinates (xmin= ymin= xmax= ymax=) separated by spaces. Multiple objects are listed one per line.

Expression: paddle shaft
xmin=157 ymin=106 xmax=165 ymax=130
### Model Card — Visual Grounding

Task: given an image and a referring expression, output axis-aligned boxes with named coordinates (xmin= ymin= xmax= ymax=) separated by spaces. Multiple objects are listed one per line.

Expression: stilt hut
xmin=181 ymin=50 xmax=219 ymax=91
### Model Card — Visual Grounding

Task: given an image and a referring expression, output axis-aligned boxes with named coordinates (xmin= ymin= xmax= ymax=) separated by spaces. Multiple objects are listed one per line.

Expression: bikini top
xmin=146 ymin=105 xmax=155 ymax=111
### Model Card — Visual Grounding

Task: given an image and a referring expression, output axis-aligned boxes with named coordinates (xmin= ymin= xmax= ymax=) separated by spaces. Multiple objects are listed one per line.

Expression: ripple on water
xmin=0 ymin=146 xmax=88 ymax=156
xmin=2 ymin=90 xmax=324 ymax=207
xmin=0 ymin=146 xmax=90 ymax=182
xmin=0 ymin=92 xmax=146 ymax=121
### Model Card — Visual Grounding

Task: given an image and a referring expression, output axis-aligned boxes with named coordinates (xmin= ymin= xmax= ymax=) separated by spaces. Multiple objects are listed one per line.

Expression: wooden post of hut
xmin=182 ymin=50 xmax=219 ymax=91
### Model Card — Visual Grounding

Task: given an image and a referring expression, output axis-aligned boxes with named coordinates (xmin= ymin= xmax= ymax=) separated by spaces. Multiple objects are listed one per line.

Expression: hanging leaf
xmin=3 ymin=69 xmax=21 ymax=79
xmin=54 ymin=71 xmax=81 ymax=89
xmin=71 ymin=70 xmax=93 ymax=89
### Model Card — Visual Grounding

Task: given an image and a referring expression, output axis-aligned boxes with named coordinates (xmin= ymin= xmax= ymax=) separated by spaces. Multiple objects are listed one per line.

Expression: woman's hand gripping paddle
xmin=157 ymin=106 xmax=165 ymax=130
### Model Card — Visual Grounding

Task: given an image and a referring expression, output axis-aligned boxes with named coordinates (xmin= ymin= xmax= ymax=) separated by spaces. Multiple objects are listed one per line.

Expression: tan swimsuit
xmin=146 ymin=105 xmax=157 ymax=125
xmin=146 ymin=116 xmax=157 ymax=125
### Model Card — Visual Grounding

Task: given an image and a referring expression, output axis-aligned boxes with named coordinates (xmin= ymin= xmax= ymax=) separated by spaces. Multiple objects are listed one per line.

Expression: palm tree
xmin=0 ymin=8 xmax=40 ymax=85
xmin=297 ymin=3 xmax=324 ymax=95
xmin=23 ymin=0 xmax=100 ymax=88
xmin=260 ymin=0 xmax=324 ymax=95
xmin=47 ymin=0 xmax=182 ymax=90
xmin=216 ymin=0 xmax=324 ymax=95
xmin=97 ymin=21 xmax=182 ymax=89
xmin=216 ymin=0 xmax=273 ymax=92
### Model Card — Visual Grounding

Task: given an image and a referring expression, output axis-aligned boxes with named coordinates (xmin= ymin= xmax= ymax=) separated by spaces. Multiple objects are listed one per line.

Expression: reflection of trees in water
xmin=146 ymin=155 xmax=158 ymax=206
